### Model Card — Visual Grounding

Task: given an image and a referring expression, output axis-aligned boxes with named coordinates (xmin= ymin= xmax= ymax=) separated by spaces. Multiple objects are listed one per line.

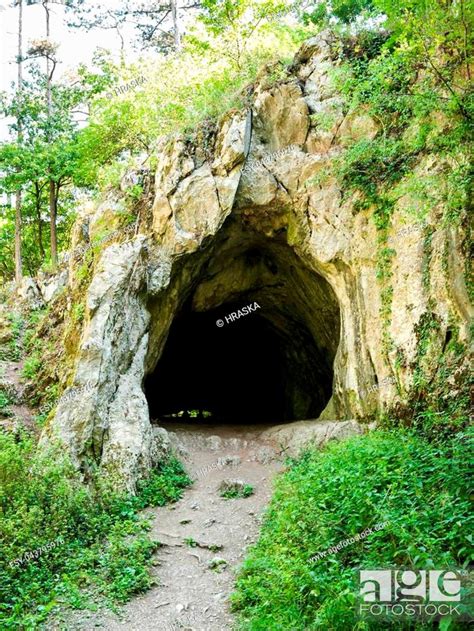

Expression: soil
xmin=53 ymin=422 xmax=286 ymax=631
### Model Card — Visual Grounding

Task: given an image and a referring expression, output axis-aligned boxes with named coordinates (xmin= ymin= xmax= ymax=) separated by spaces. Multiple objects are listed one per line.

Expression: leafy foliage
xmin=0 ymin=432 xmax=191 ymax=628
xmin=232 ymin=429 xmax=473 ymax=629
xmin=1 ymin=3 xmax=302 ymax=281
xmin=0 ymin=312 xmax=24 ymax=362
xmin=220 ymin=483 xmax=254 ymax=499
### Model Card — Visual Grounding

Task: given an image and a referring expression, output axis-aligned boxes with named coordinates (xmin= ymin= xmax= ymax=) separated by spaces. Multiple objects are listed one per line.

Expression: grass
xmin=231 ymin=429 xmax=473 ymax=630
xmin=21 ymin=353 xmax=42 ymax=380
xmin=220 ymin=484 xmax=254 ymax=499
xmin=0 ymin=312 xmax=23 ymax=362
xmin=0 ymin=431 xmax=191 ymax=628
xmin=0 ymin=388 xmax=12 ymax=417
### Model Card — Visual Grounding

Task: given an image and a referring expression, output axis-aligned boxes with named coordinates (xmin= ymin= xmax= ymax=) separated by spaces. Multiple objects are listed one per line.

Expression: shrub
xmin=221 ymin=484 xmax=254 ymax=499
xmin=0 ymin=431 xmax=191 ymax=628
xmin=232 ymin=429 xmax=472 ymax=630
xmin=21 ymin=353 xmax=42 ymax=380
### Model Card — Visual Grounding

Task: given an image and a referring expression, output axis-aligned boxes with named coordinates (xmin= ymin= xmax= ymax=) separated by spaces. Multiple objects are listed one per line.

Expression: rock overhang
xmin=42 ymin=32 xmax=471 ymax=491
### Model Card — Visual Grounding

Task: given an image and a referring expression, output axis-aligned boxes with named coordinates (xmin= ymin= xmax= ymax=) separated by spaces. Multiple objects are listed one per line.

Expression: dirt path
xmin=63 ymin=423 xmax=285 ymax=631
xmin=0 ymin=358 xmax=38 ymax=434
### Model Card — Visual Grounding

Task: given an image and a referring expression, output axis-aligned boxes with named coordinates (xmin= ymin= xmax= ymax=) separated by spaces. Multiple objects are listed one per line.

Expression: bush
xmin=0 ymin=389 xmax=12 ymax=416
xmin=0 ymin=313 xmax=23 ymax=362
xmin=21 ymin=353 xmax=42 ymax=380
xmin=232 ymin=429 xmax=472 ymax=630
xmin=221 ymin=484 xmax=254 ymax=499
xmin=0 ymin=431 xmax=191 ymax=628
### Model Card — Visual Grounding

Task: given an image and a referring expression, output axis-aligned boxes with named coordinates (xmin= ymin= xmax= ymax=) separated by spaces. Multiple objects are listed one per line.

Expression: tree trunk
xmin=44 ymin=1 xmax=52 ymax=112
xmin=35 ymin=182 xmax=45 ymax=259
xmin=49 ymin=180 xmax=58 ymax=269
xmin=15 ymin=192 xmax=22 ymax=284
xmin=15 ymin=0 xmax=24 ymax=286
xmin=171 ymin=0 xmax=180 ymax=50
xmin=43 ymin=1 xmax=58 ymax=269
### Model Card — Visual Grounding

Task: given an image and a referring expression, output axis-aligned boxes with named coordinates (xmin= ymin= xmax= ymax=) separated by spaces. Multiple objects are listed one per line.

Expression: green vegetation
xmin=383 ymin=317 xmax=472 ymax=441
xmin=221 ymin=483 xmax=255 ymax=499
xmin=0 ymin=313 xmax=23 ymax=362
xmin=0 ymin=431 xmax=191 ymax=628
xmin=0 ymin=388 xmax=12 ymax=417
xmin=0 ymin=0 xmax=472 ymax=627
xmin=0 ymin=0 xmax=305 ymax=282
xmin=232 ymin=429 xmax=473 ymax=629
xmin=21 ymin=353 xmax=41 ymax=380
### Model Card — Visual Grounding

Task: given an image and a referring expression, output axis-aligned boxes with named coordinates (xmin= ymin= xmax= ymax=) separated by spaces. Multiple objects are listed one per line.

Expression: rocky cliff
xmin=40 ymin=32 xmax=472 ymax=491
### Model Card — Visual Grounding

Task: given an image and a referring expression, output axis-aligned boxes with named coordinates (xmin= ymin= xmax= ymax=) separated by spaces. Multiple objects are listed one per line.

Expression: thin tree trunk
xmin=49 ymin=180 xmax=57 ymax=269
xmin=34 ymin=182 xmax=45 ymax=258
xmin=43 ymin=0 xmax=58 ymax=269
xmin=44 ymin=1 xmax=52 ymax=112
xmin=15 ymin=0 xmax=23 ymax=285
xmin=171 ymin=0 xmax=180 ymax=50
xmin=15 ymin=192 xmax=22 ymax=284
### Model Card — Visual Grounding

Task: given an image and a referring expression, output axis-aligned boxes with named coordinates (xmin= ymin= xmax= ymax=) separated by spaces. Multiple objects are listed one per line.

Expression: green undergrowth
xmin=221 ymin=484 xmax=255 ymax=500
xmin=0 ymin=388 xmax=13 ymax=417
xmin=383 ymin=318 xmax=472 ymax=441
xmin=0 ymin=312 xmax=24 ymax=362
xmin=0 ymin=431 xmax=191 ymax=628
xmin=232 ymin=429 xmax=473 ymax=630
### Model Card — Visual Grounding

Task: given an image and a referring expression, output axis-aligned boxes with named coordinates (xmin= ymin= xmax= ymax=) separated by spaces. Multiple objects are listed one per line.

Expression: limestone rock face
xmin=260 ymin=419 xmax=364 ymax=456
xmin=37 ymin=270 xmax=68 ymax=303
xmin=44 ymin=32 xmax=472 ymax=491
xmin=18 ymin=277 xmax=44 ymax=309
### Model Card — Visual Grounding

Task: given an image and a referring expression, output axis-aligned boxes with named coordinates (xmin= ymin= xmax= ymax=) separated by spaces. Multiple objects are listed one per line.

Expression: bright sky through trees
xmin=0 ymin=0 xmax=134 ymax=140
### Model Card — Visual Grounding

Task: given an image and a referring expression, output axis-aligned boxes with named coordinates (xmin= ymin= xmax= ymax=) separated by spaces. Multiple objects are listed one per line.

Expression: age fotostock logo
xmin=359 ymin=569 xmax=469 ymax=620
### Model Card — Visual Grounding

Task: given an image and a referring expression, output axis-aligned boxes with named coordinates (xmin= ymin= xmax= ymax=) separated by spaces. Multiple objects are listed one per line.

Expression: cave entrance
xmin=144 ymin=233 xmax=341 ymax=425
xmin=145 ymin=306 xmax=286 ymax=423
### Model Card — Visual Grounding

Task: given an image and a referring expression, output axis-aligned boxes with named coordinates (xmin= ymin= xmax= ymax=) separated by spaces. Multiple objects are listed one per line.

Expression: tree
xmin=198 ymin=0 xmax=289 ymax=69
xmin=299 ymin=0 xmax=473 ymax=122
xmin=0 ymin=57 xmax=108 ymax=278
xmin=298 ymin=0 xmax=374 ymax=25
xmin=374 ymin=0 xmax=473 ymax=120
xmin=24 ymin=1 xmax=62 ymax=268
xmin=25 ymin=0 xmax=79 ymax=268
xmin=68 ymin=0 xmax=203 ymax=54
xmin=14 ymin=0 xmax=24 ymax=285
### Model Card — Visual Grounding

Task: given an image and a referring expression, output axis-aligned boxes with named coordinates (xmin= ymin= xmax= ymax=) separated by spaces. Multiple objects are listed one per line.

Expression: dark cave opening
xmin=144 ymin=298 xmax=336 ymax=425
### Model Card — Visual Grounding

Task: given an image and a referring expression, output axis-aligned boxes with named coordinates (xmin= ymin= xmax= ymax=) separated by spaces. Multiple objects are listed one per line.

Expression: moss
xmin=71 ymin=302 xmax=85 ymax=324
xmin=421 ymin=224 xmax=435 ymax=290
xmin=411 ymin=310 xmax=440 ymax=389
xmin=382 ymin=313 xmax=470 ymax=439
xmin=18 ymin=293 xmax=74 ymax=416
xmin=76 ymin=259 xmax=93 ymax=284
